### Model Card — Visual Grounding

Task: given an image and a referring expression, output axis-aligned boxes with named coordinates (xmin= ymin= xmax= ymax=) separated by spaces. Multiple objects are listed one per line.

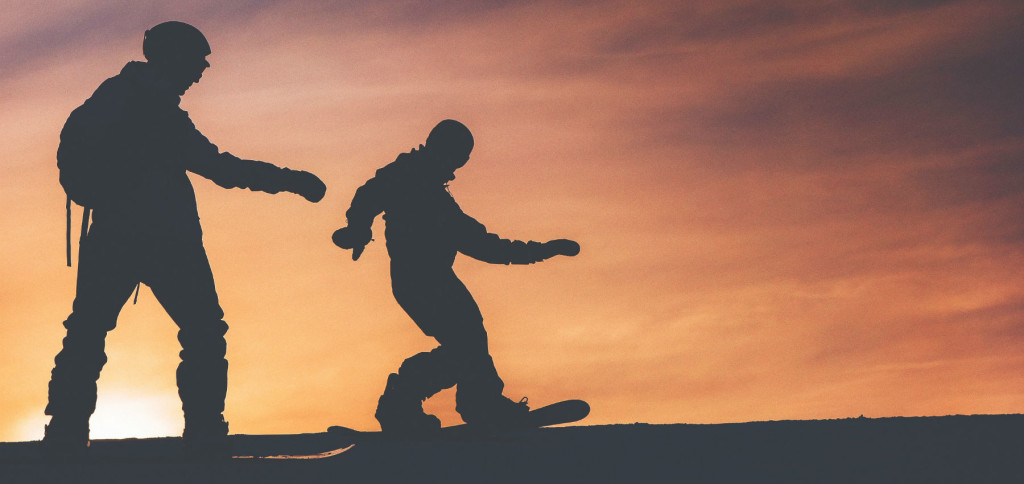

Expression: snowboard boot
xmin=374 ymin=373 xmax=441 ymax=439
xmin=458 ymin=394 xmax=531 ymax=431
xmin=41 ymin=416 xmax=90 ymax=462
xmin=182 ymin=414 xmax=232 ymax=460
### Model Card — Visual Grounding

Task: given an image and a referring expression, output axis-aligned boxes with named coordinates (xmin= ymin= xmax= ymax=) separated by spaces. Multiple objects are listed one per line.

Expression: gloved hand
xmin=286 ymin=170 xmax=327 ymax=203
xmin=540 ymin=239 xmax=580 ymax=259
xmin=332 ymin=226 xmax=373 ymax=260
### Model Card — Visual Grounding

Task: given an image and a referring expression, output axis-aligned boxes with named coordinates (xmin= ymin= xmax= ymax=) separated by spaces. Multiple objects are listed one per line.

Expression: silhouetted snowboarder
xmin=43 ymin=21 xmax=326 ymax=459
xmin=332 ymin=120 xmax=580 ymax=437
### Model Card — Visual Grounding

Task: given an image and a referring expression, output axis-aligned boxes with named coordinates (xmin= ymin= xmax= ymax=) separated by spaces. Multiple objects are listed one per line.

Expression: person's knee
xmin=178 ymin=320 xmax=228 ymax=361
xmin=399 ymin=346 xmax=450 ymax=377
xmin=53 ymin=334 xmax=109 ymax=379
xmin=63 ymin=309 xmax=118 ymax=334
xmin=437 ymin=322 xmax=489 ymax=356
xmin=57 ymin=317 xmax=111 ymax=366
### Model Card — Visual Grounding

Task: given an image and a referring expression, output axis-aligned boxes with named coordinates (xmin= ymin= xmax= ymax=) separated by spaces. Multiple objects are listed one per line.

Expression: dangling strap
xmin=65 ymin=197 xmax=72 ymax=267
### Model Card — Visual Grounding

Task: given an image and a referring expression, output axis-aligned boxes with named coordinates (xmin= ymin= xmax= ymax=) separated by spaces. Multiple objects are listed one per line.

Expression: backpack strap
xmin=66 ymin=197 xmax=72 ymax=267
xmin=63 ymin=199 xmax=135 ymax=302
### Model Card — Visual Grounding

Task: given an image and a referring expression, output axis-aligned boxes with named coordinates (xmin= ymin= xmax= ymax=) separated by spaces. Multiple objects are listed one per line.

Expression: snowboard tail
xmin=445 ymin=398 xmax=590 ymax=436
xmin=524 ymin=399 xmax=590 ymax=428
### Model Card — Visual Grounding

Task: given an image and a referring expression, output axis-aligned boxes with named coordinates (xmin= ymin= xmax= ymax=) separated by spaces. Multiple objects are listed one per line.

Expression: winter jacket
xmin=58 ymin=61 xmax=298 ymax=242
xmin=345 ymin=147 xmax=544 ymax=270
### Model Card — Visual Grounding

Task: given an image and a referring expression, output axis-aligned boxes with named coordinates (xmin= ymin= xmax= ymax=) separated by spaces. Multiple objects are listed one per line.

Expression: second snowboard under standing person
xmin=332 ymin=120 xmax=580 ymax=437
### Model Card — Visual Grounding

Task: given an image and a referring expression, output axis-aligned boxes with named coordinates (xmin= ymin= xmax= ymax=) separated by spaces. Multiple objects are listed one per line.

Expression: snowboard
xmin=327 ymin=399 xmax=591 ymax=444
xmin=4 ymin=433 xmax=357 ymax=463
xmin=231 ymin=432 xmax=356 ymax=460
xmin=22 ymin=401 xmax=589 ymax=462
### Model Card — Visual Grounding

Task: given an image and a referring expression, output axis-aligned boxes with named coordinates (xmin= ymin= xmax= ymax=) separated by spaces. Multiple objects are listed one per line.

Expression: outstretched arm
xmin=455 ymin=212 xmax=580 ymax=264
xmin=332 ymin=167 xmax=391 ymax=260
xmin=183 ymin=119 xmax=325 ymax=202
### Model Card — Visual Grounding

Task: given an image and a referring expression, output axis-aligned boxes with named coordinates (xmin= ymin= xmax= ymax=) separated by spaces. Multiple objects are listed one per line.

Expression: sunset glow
xmin=2 ymin=0 xmax=1022 ymax=441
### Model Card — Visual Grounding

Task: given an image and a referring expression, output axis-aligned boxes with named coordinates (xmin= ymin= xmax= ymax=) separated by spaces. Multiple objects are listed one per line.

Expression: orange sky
xmin=2 ymin=1 xmax=1022 ymax=441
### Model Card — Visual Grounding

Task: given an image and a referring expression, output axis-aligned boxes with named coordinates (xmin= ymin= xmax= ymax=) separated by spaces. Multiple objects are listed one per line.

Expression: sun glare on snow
xmin=18 ymin=390 xmax=183 ymax=441
xmin=87 ymin=391 xmax=183 ymax=439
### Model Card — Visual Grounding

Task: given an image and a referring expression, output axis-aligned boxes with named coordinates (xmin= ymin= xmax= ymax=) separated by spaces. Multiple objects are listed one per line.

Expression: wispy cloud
xmin=1 ymin=0 xmax=1022 ymax=439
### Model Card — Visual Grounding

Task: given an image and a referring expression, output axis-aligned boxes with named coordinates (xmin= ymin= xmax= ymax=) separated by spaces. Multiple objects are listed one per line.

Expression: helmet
xmin=426 ymin=119 xmax=474 ymax=159
xmin=143 ymin=21 xmax=211 ymax=63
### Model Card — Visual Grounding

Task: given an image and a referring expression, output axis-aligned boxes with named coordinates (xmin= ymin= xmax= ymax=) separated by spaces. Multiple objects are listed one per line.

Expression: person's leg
xmin=385 ymin=269 xmax=513 ymax=428
xmin=406 ymin=269 xmax=526 ymax=426
xmin=389 ymin=270 xmax=479 ymax=397
xmin=146 ymin=242 xmax=229 ymax=453
xmin=427 ymin=277 xmax=520 ymax=425
xmin=373 ymin=271 xmax=453 ymax=435
xmin=447 ymin=324 xmax=529 ymax=428
xmin=44 ymin=230 xmax=138 ymax=453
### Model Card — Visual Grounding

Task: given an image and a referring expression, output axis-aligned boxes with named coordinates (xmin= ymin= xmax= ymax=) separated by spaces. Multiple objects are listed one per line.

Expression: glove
xmin=538 ymin=239 xmax=580 ymax=259
xmin=332 ymin=226 xmax=373 ymax=261
xmin=286 ymin=170 xmax=327 ymax=203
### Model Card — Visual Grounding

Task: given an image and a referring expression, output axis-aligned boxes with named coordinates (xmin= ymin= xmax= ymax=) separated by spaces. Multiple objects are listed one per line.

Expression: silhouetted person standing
xmin=332 ymin=120 xmax=579 ymax=437
xmin=43 ymin=21 xmax=326 ymax=459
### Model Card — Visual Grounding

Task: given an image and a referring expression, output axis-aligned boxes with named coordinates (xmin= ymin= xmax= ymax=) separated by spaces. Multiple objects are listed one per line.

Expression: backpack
xmin=57 ymin=94 xmax=143 ymax=302
xmin=57 ymin=100 xmax=112 ymax=267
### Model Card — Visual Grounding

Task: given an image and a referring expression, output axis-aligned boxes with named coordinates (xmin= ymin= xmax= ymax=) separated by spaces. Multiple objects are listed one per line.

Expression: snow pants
xmin=45 ymin=225 xmax=229 ymax=425
xmin=389 ymin=264 xmax=504 ymax=416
